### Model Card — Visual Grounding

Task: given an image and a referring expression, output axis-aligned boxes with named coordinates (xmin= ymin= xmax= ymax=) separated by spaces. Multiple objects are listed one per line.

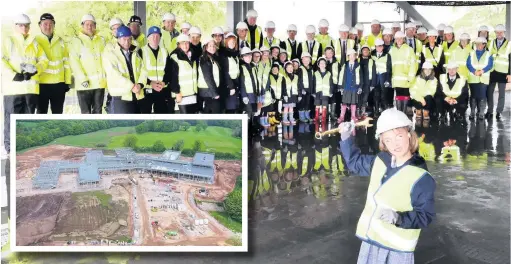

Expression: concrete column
xmin=134 ymin=1 xmax=147 ymax=36
xmin=344 ymin=1 xmax=358 ymax=27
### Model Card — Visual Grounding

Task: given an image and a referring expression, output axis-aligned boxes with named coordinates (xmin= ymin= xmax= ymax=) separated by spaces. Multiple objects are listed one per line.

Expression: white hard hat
xmin=355 ymin=23 xmax=364 ymax=31
xmin=225 ymin=32 xmax=236 ymax=39
xmin=422 ymin=62 xmax=434 ymax=69
xmin=459 ymin=33 xmax=470 ymax=40
xmin=211 ymin=26 xmax=224 ymax=35
xmin=495 ymin=24 xmax=506 ymax=32
xmin=162 ymin=13 xmax=176 ymax=22
xmin=109 ymin=18 xmax=123 ymax=29
xmin=339 ymin=24 xmax=350 ymax=32
xmin=346 ymin=48 xmax=357 ymax=56
xmin=306 ymin=25 xmax=316 ymax=34
xmin=444 ymin=26 xmax=454 ymax=34
xmin=427 ymin=29 xmax=439 ymax=37
xmin=437 ymin=23 xmax=446 ymax=31
xmin=382 ymin=28 xmax=393 ymax=35
xmin=474 ymin=37 xmax=487 ymax=44
xmin=415 ymin=21 xmax=423 ymax=26
xmin=81 ymin=14 xmax=96 ymax=23
xmin=318 ymin=19 xmax=329 ymax=28
xmin=375 ymin=38 xmax=384 ymax=46
xmin=301 ymin=51 xmax=312 ymax=59
xmin=350 ymin=28 xmax=359 ymax=35
xmin=279 ymin=48 xmax=287 ymax=54
xmin=252 ymin=48 xmax=261 ymax=54
xmin=265 ymin=21 xmax=275 ymax=29
xmin=202 ymin=37 xmax=215 ymax=47
xmin=224 ymin=26 xmax=232 ymax=33
xmin=176 ymin=34 xmax=190 ymax=42
xmin=405 ymin=22 xmax=415 ymax=29
xmin=284 ymin=60 xmax=293 ymax=68
xmin=287 ymin=24 xmax=297 ymax=31
xmin=360 ymin=45 xmax=370 ymax=51
xmin=446 ymin=61 xmax=458 ymax=69
xmin=240 ymin=47 xmax=252 ymax=55
xmin=14 ymin=14 xmax=31 ymax=24
xmin=246 ymin=9 xmax=258 ymax=18
xmin=375 ymin=108 xmax=413 ymax=139
xmin=371 ymin=19 xmax=380 ymax=26
xmin=236 ymin=21 xmax=248 ymax=30
xmin=260 ymin=46 xmax=270 ymax=53
xmin=478 ymin=25 xmax=489 ymax=31
xmin=292 ymin=58 xmax=301 ymax=64
xmin=394 ymin=31 xmax=406 ymax=38
xmin=189 ymin=26 xmax=201 ymax=35
xmin=181 ymin=22 xmax=191 ymax=30
xmin=392 ymin=22 xmax=400 ymax=28
xmin=417 ymin=27 xmax=427 ymax=34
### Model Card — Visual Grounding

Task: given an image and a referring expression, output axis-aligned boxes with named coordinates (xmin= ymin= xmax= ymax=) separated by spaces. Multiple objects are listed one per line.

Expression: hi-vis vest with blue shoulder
xmin=142 ymin=45 xmax=168 ymax=82
xmin=356 ymin=156 xmax=428 ymax=252
xmin=467 ymin=50 xmax=491 ymax=85
xmin=171 ymin=54 xmax=198 ymax=96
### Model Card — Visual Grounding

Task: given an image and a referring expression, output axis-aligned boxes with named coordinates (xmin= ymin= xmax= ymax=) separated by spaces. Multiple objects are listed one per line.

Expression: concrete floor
xmin=1 ymin=93 xmax=510 ymax=264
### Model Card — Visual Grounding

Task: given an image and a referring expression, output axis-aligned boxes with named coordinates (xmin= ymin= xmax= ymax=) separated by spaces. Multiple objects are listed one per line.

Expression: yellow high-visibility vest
xmin=449 ymin=45 xmax=472 ymax=79
xmin=227 ymin=56 xmax=240 ymax=80
xmin=198 ymin=59 xmax=220 ymax=89
xmin=313 ymin=147 xmax=330 ymax=171
xmin=490 ymin=39 xmax=510 ymax=74
xmin=2 ymin=33 xmax=49 ymax=95
xmin=284 ymin=39 xmax=297 ymax=58
xmin=372 ymin=53 xmax=389 ymax=74
xmin=160 ymin=29 xmax=179 ymax=55
xmin=35 ymin=34 xmax=71 ymax=85
xmin=314 ymin=71 xmax=332 ymax=96
xmin=467 ymin=50 xmax=491 ymax=85
xmin=301 ymin=40 xmax=320 ymax=64
xmin=263 ymin=37 xmax=280 ymax=49
xmin=355 ymin=156 xmax=428 ymax=252
xmin=442 ymin=40 xmax=459 ymax=64
xmin=132 ymin=34 xmax=147 ymax=47
xmin=410 ymin=76 xmax=438 ymax=101
xmin=171 ymin=53 xmax=198 ymax=96
xmin=102 ymin=45 xmax=147 ymax=101
xmin=389 ymin=44 xmax=417 ymax=88
xmin=269 ymin=74 xmax=283 ymax=100
xmin=241 ymin=64 xmax=257 ymax=95
xmin=360 ymin=33 xmax=383 ymax=50
xmin=284 ymin=74 xmax=299 ymax=96
xmin=422 ymin=45 xmax=443 ymax=66
xmin=440 ymin=74 xmax=466 ymax=98
xmin=333 ymin=38 xmax=355 ymax=62
xmin=315 ymin=34 xmax=333 ymax=53
xmin=257 ymin=61 xmax=271 ymax=91
xmin=299 ymin=65 xmax=311 ymax=90
xmin=69 ymin=32 xmax=107 ymax=90
xmin=141 ymin=45 xmax=167 ymax=82
xmin=246 ymin=25 xmax=263 ymax=49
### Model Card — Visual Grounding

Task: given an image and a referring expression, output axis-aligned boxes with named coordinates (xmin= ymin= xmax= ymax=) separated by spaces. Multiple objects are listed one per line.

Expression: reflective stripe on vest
xmin=142 ymin=45 xmax=167 ymax=81
xmin=389 ymin=45 xmax=415 ymax=88
xmin=241 ymin=64 xmax=256 ymax=94
xmin=284 ymin=75 xmax=299 ymax=96
xmin=442 ymin=40 xmax=459 ymax=64
xmin=285 ymin=39 xmax=296 ymax=58
xmin=314 ymin=71 xmax=332 ymax=96
xmin=492 ymin=39 xmax=510 ymax=74
xmin=257 ymin=61 xmax=271 ymax=89
xmin=440 ymin=74 xmax=465 ymax=98
xmin=227 ymin=57 xmax=240 ymax=79
xmin=300 ymin=156 xmax=309 ymax=176
xmin=2 ymin=35 xmax=42 ymax=95
xmin=198 ymin=60 xmax=220 ymax=89
xmin=422 ymin=45 xmax=443 ymax=66
xmin=331 ymin=62 xmax=340 ymax=86
xmin=410 ymin=77 xmax=437 ymax=100
xmin=171 ymin=54 xmax=198 ymax=96
xmin=468 ymin=50 xmax=490 ymax=84
xmin=372 ymin=54 xmax=388 ymax=74
xmin=355 ymin=157 xmax=426 ymax=252
xmin=450 ymin=46 xmax=471 ymax=79
xmin=313 ymin=147 xmax=330 ymax=171
xmin=270 ymin=74 xmax=283 ymax=99
xmin=302 ymin=40 xmax=320 ymax=64
xmin=299 ymin=66 xmax=310 ymax=89
xmin=246 ymin=25 xmax=263 ymax=48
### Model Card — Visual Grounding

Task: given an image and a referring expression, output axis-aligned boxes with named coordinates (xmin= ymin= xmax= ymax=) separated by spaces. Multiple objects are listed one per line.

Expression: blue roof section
xmin=33 ymin=149 xmax=216 ymax=189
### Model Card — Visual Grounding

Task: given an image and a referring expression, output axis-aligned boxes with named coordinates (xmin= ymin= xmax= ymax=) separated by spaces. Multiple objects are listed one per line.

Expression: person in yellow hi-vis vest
xmin=262 ymin=21 xmax=280 ymax=49
xmin=316 ymin=19 xmax=334 ymax=53
xmin=449 ymin=33 xmax=472 ymax=80
xmin=2 ymin=13 xmax=49 ymax=153
xmin=164 ymin=34 xmax=199 ymax=114
xmin=389 ymin=31 xmax=417 ymax=114
xmin=442 ymin=26 xmax=458 ymax=65
xmin=198 ymin=37 xmax=223 ymax=114
xmin=333 ymin=24 xmax=355 ymax=66
xmin=299 ymin=25 xmax=323 ymax=65
xmin=35 ymin=13 xmax=71 ymax=114
xmin=410 ymin=62 xmax=437 ymax=120
xmin=68 ymin=14 xmax=107 ymax=114
xmin=244 ymin=9 xmax=263 ymax=50
xmin=280 ymin=24 xmax=299 ymax=60
xmin=487 ymin=24 xmax=510 ymax=121
xmin=438 ymin=62 xmax=469 ymax=121
xmin=339 ymin=108 xmax=435 ymax=264
xmin=416 ymin=27 xmax=428 ymax=46
xmin=467 ymin=37 xmax=494 ymax=121
xmin=404 ymin=23 xmax=422 ymax=66
xmin=160 ymin=13 xmax=180 ymax=56
xmin=420 ymin=30 xmax=445 ymax=79
xmin=360 ymin=20 xmax=383 ymax=50
xmin=128 ymin=15 xmax=146 ymax=48
xmin=102 ymin=26 xmax=147 ymax=114
xmin=138 ymin=26 xmax=169 ymax=114
xmin=106 ymin=18 xmax=124 ymax=52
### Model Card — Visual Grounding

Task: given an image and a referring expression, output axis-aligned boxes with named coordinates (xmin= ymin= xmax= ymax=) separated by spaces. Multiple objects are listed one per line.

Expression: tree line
xmin=134 ymin=120 xmax=241 ymax=135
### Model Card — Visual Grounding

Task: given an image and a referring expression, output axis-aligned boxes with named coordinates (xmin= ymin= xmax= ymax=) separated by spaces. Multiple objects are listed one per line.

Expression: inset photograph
xmin=10 ymin=115 xmax=247 ymax=252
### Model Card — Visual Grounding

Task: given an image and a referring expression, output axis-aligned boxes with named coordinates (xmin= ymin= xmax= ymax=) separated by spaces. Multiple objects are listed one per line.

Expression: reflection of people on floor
xmin=466 ymin=121 xmax=489 ymax=170
xmin=496 ymin=122 xmax=511 ymax=164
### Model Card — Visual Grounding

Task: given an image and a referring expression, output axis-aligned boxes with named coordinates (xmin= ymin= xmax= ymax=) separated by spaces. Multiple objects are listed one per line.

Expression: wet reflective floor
xmin=1 ymin=93 xmax=510 ymax=264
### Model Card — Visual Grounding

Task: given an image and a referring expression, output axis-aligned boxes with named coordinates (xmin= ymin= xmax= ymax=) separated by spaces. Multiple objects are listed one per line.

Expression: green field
xmin=51 ymin=127 xmax=134 ymax=148
xmin=108 ymin=126 xmax=241 ymax=153
xmin=210 ymin=211 xmax=242 ymax=233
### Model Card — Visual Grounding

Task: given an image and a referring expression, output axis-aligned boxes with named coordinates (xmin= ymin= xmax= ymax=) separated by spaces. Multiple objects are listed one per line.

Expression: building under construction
xmin=32 ymin=149 xmax=216 ymax=189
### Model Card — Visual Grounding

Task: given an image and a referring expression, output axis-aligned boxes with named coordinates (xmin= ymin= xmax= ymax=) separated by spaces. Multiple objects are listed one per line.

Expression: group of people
xmin=3 ymin=9 xmax=511 ymax=149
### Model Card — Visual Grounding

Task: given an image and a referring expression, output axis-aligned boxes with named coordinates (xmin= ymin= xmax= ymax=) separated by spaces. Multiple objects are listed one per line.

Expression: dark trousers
xmin=178 ymin=104 xmax=197 ymax=114
xmin=412 ymin=95 xmax=434 ymax=111
xmin=110 ymin=96 xmax=136 ymax=114
xmin=167 ymin=98 xmax=176 ymax=113
xmin=245 ymin=102 xmax=257 ymax=117
xmin=358 ymin=84 xmax=370 ymax=108
xmin=487 ymin=82 xmax=507 ymax=114
xmin=299 ymin=92 xmax=311 ymax=111
xmin=37 ymin=83 xmax=67 ymax=114
xmin=139 ymin=90 xmax=169 ymax=113
xmin=203 ymin=97 xmax=222 ymax=113
xmin=77 ymin=88 xmax=105 ymax=114
xmin=443 ymin=101 xmax=468 ymax=115
xmin=3 ymin=94 xmax=37 ymax=152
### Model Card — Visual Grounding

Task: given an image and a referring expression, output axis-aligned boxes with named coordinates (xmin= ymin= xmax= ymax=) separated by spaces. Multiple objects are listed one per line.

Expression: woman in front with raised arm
xmin=338 ymin=108 xmax=436 ymax=264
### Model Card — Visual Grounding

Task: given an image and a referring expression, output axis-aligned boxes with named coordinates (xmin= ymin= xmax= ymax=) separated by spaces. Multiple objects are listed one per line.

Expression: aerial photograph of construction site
xmin=12 ymin=118 xmax=244 ymax=250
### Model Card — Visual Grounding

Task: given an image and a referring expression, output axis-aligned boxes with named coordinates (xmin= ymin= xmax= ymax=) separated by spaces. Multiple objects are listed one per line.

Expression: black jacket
xmin=297 ymin=40 xmax=323 ymax=65
xmin=359 ymin=56 xmax=377 ymax=87
xmin=163 ymin=48 xmax=196 ymax=94
xmin=198 ymin=53 xmax=223 ymax=98
xmin=280 ymin=38 xmax=299 ymax=60
xmin=218 ymin=47 xmax=240 ymax=93
xmin=298 ymin=65 xmax=314 ymax=94
xmin=244 ymin=19 xmax=263 ymax=50
xmin=420 ymin=44 xmax=445 ymax=77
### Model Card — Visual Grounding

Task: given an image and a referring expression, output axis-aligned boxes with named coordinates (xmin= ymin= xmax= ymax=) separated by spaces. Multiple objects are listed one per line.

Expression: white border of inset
xmin=10 ymin=114 xmax=248 ymax=252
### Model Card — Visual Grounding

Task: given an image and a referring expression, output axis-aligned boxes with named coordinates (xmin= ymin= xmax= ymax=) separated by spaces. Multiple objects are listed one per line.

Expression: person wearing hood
xmin=267 ymin=63 xmax=284 ymax=125
xmin=298 ymin=52 xmax=314 ymax=123
xmin=371 ymin=38 xmax=393 ymax=113
xmin=102 ymin=25 xmax=146 ymax=114
xmin=338 ymin=49 xmax=364 ymax=123
xmin=282 ymin=61 xmax=300 ymax=125
xmin=244 ymin=9 xmax=264 ymax=49
xmin=467 ymin=37 xmax=494 ymax=121
xmin=338 ymin=108 xmax=435 ymax=264
xmin=312 ymin=57 xmax=334 ymax=131
xmin=358 ymin=45 xmax=377 ymax=117
xmin=198 ymin=37 xmax=223 ymax=114
xmin=239 ymin=46 xmax=260 ymax=119
xmin=163 ymin=34 xmax=199 ymax=114
xmin=218 ymin=32 xmax=240 ymax=113
xmin=410 ymin=62 xmax=437 ymax=120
